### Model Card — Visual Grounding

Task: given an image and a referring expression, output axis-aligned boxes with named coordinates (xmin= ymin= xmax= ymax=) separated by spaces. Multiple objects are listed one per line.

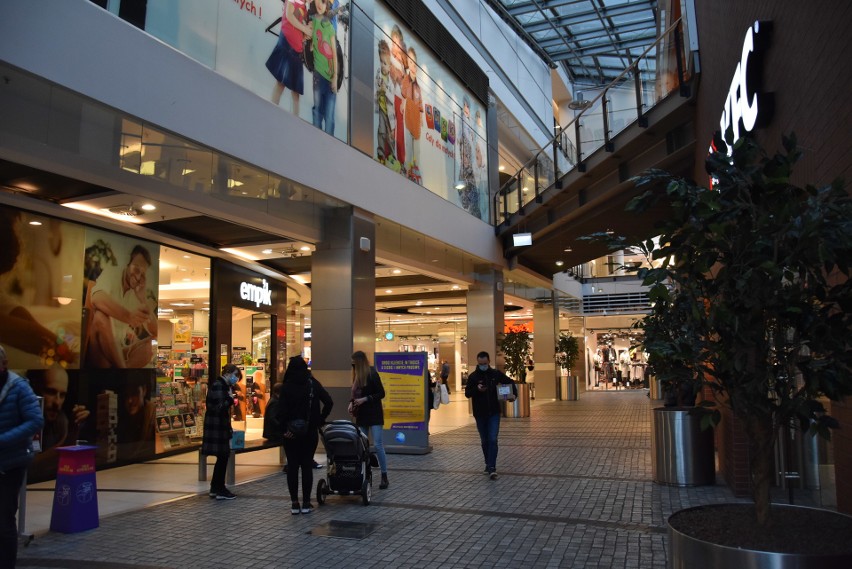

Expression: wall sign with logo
xmin=714 ymin=20 xmax=773 ymax=155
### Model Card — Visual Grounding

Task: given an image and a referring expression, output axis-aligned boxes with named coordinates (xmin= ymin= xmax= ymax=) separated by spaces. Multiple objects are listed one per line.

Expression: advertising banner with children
xmin=371 ymin=2 xmax=490 ymax=222
xmin=144 ymin=0 xmax=351 ymax=142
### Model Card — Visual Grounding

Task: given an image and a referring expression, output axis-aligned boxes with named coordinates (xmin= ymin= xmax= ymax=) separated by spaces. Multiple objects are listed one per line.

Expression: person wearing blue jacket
xmin=464 ymin=351 xmax=516 ymax=480
xmin=0 ymin=344 xmax=44 ymax=568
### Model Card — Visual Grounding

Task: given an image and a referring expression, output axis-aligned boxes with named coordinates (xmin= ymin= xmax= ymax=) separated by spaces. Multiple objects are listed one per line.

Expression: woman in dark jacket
xmin=277 ymin=356 xmax=332 ymax=514
xmin=201 ymin=363 xmax=239 ymax=500
xmin=349 ymin=350 xmax=389 ymax=489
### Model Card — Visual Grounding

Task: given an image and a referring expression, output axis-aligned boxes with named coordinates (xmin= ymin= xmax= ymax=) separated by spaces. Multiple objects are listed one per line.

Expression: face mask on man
xmin=478 ymin=364 xmax=489 ymax=372
xmin=225 ymin=372 xmax=239 ymax=386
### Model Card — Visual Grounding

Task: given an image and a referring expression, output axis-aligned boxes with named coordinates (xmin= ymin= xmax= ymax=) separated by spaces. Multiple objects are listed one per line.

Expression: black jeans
xmin=283 ymin=433 xmax=318 ymax=504
xmin=0 ymin=465 xmax=26 ymax=569
xmin=210 ymin=454 xmax=229 ymax=492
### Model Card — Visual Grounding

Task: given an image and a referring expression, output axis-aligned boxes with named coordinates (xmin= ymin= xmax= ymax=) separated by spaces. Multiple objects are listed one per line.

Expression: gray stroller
xmin=316 ymin=420 xmax=378 ymax=506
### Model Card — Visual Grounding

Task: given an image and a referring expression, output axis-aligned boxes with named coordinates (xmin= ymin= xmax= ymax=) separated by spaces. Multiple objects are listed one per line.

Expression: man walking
xmin=464 ymin=351 xmax=516 ymax=480
xmin=0 ymin=345 xmax=44 ymax=568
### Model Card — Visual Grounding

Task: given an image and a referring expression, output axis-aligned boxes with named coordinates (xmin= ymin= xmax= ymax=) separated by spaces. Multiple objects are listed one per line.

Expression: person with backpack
xmin=310 ymin=0 xmax=338 ymax=134
xmin=277 ymin=356 xmax=332 ymax=514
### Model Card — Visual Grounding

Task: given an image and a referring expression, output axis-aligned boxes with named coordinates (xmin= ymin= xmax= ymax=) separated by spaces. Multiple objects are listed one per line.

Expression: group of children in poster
xmin=266 ymin=0 xmax=343 ymax=135
xmin=374 ymin=23 xmax=486 ymax=218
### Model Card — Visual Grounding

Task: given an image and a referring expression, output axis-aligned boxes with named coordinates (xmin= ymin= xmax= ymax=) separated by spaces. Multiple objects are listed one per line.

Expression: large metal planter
xmin=502 ymin=383 xmax=531 ymax=418
xmin=651 ymin=407 xmax=714 ymax=486
xmin=668 ymin=504 xmax=852 ymax=568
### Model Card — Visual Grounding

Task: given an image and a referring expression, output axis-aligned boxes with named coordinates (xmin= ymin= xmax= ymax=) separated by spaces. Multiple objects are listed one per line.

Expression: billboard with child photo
xmin=371 ymin=2 xmax=489 ymax=222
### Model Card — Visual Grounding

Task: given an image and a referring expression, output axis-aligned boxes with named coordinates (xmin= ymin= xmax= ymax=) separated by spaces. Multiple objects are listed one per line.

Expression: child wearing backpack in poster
xmin=310 ymin=0 xmax=338 ymax=135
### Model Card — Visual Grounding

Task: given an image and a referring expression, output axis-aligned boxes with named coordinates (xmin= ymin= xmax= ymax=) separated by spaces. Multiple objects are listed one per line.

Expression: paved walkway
xmin=17 ymin=391 xmax=748 ymax=568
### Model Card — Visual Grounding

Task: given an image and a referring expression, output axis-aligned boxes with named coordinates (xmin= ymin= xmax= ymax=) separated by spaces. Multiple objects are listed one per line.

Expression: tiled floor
xmin=12 ymin=391 xmax=768 ymax=568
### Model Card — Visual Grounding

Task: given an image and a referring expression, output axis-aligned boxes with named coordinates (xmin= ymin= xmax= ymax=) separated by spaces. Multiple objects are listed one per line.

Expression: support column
xmin=438 ymin=325 xmax=459 ymax=393
xmin=533 ymin=298 xmax=558 ymax=399
xmin=466 ymin=266 xmax=504 ymax=371
xmin=310 ymin=207 xmax=376 ymax=420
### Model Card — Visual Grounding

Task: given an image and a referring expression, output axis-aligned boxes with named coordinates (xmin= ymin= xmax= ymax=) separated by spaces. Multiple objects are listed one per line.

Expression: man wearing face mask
xmin=201 ymin=364 xmax=240 ymax=500
xmin=464 ymin=351 xmax=516 ymax=480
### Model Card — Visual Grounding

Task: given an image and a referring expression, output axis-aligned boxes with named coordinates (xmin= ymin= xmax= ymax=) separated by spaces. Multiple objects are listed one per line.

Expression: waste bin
xmin=559 ymin=376 xmax=579 ymax=401
xmin=50 ymin=445 xmax=99 ymax=533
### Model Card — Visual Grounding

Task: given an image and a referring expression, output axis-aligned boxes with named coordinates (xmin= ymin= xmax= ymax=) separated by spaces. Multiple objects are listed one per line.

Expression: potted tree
xmin=623 ymin=134 xmax=852 ymax=565
xmin=497 ymin=325 xmax=532 ymax=417
xmin=555 ymin=332 xmax=580 ymax=400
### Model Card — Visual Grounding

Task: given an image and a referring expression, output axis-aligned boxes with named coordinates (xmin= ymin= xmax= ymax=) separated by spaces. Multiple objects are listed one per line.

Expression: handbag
xmin=432 ymin=383 xmax=441 ymax=410
xmin=0 ymin=446 xmax=34 ymax=474
xmin=287 ymin=382 xmax=314 ymax=437
xmin=440 ymin=383 xmax=450 ymax=405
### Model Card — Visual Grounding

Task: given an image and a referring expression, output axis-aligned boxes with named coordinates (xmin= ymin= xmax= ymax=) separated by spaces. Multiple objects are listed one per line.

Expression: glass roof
xmin=484 ymin=0 xmax=659 ymax=85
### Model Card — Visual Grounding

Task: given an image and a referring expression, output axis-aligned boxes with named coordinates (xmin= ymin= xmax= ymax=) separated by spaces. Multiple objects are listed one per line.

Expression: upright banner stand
xmin=374 ymin=352 xmax=432 ymax=455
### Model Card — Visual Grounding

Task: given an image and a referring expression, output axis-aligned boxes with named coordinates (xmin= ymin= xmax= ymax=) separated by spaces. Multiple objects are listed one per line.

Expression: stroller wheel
xmin=361 ymin=478 xmax=371 ymax=506
xmin=316 ymin=479 xmax=327 ymax=505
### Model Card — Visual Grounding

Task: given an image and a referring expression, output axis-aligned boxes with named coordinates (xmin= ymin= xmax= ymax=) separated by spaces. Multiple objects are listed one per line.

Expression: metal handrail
xmin=495 ymin=17 xmax=687 ymax=225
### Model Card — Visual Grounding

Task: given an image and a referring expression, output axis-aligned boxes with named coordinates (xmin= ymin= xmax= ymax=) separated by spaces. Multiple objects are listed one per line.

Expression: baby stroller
xmin=316 ymin=420 xmax=377 ymax=506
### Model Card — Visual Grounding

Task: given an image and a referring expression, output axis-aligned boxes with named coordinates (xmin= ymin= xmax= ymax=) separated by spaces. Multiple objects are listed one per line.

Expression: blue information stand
xmin=50 ymin=445 xmax=99 ymax=533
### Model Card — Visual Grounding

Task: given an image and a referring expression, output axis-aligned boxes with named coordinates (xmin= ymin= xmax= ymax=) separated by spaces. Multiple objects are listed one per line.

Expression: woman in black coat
xmin=349 ymin=350 xmax=389 ymax=489
xmin=202 ymin=363 xmax=239 ymax=500
xmin=277 ymin=356 xmax=332 ymax=514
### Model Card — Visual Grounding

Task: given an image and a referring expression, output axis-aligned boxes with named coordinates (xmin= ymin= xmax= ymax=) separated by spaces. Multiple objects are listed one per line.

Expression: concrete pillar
xmin=466 ymin=266 xmax=504 ymax=370
xmin=310 ymin=207 xmax=375 ymax=420
xmin=533 ymin=297 xmax=558 ymax=399
xmin=438 ymin=325 xmax=461 ymax=393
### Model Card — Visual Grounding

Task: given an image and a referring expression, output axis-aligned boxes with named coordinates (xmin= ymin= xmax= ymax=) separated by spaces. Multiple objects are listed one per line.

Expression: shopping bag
xmin=440 ymin=383 xmax=450 ymax=405
xmin=497 ymin=384 xmax=514 ymax=401
xmin=432 ymin=384 xmax=441 ymax=410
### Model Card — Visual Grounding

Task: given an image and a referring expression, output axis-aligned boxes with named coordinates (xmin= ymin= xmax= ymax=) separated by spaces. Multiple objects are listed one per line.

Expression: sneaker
xmin=216 ymin=489 xmax=236 ymax=500
xmin=313 ymin=461 xmax=324 ymax=469
xmin=282 ymin=465 xmax=288 ymax=473
xmin=483 ymin=469 xmax=490 ymax=475
xmin=291 ymin=501 xmax=301 ymax=515
xmin=300 ymin=502 xmax=314 ymax=514
xmin=209 ymin=490 xmax=217 ymax=498
xmin=489 ymin=471 xmax=498 ymax=480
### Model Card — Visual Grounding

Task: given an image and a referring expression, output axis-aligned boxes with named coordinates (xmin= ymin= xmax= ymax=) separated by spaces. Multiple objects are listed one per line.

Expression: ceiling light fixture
xmin=141 ymin=203 xmax=157 ymax=211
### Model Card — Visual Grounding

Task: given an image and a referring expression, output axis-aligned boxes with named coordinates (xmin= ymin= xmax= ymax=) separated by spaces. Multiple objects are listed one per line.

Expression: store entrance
xmin=231 ymin=308 xmax=272 ymax=441
xmin=588 ymin=330 xmax=647 ymax=391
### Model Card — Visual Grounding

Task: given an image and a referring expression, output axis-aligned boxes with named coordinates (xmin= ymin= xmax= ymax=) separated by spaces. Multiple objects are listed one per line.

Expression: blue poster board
xmin=374 ymin=352 xmax=432 ymax=455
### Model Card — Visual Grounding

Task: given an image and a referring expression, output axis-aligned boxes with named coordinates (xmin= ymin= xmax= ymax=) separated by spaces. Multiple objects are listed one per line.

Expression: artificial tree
xmin=620 ymin=133 xmax=852 ymax=526
xmin=498 ymin=325 xmax=532 ymax=383
xmin=555 ymin=332 xmax=579 ymax=376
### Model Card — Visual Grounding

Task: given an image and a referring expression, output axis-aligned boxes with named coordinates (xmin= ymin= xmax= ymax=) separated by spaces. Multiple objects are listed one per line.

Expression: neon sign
xmin=714 ymin=20 xmax=773 ymax=155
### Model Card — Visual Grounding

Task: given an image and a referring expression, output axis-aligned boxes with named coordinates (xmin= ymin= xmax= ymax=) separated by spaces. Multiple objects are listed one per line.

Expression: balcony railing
xmin=494 ymin=18 xmax=691 ymax=226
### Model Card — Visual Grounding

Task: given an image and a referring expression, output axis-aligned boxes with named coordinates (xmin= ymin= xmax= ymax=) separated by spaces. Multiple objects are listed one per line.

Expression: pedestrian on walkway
xmin=349 ymin=351 xmax=389 ymax=489
xmin=465 ymin=351 xmax=516 ymax=480
xmin=278 ymin=356 xmax=333 ymax=515
xmin=202 ymin=363 xmax=239 ymax=500
xmin=440 ymin=360 xmax=451 ymax=394
xmin=0 ymin=344 xmax=44 ymax=569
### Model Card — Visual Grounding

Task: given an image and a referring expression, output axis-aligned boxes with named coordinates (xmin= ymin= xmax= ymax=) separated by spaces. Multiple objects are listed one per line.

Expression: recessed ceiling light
xmin=416 ymin=301 xmax=423 ymax=306
xmin=300 ymin=246 xmax=311 ymax=251
xmin=182 ymin=278 xmax=192 ymax=282
xmin=392 ymin=269 xmax=401 ymax=274
xmin=141 ymin=203 xmax=157 ymax=211
xmin=564 ymin=247 xmax=572 ymax=252
xmin=28 ymin=220 xmax=42 ymax=226
xmin=498 ymin=165 xmax=505 ymax=171
xmin=183 ymin=255 xmax=191 ymax=259
xmin=451 ymin=285 xmax=460 ymax=290
xmin=385 ymin=289 xmax=393 ymax=293
xmin=262 ymin=249 xmax=273 ymax=254
xmin=556 ymin=261 xmax=565 ymax=266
